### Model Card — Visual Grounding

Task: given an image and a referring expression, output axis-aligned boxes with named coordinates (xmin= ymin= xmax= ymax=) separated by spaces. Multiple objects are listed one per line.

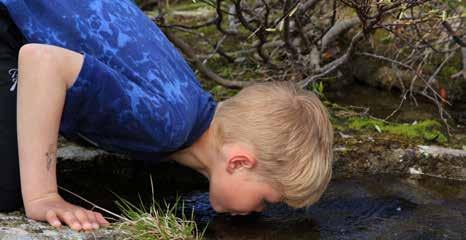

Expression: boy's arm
xmin=17 ymin=44 xmax=109 ymax=230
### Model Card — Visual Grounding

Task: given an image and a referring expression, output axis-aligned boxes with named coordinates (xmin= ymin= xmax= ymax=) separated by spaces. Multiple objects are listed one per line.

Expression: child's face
xmin=209 ymin=169 xmax=282 ymax=215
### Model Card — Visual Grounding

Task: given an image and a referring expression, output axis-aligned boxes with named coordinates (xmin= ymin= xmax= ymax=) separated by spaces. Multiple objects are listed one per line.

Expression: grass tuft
xmin=58 ymin=173 xmax=206 ymax=240
xmin=114 ymin=175 xmax=206 ymax=240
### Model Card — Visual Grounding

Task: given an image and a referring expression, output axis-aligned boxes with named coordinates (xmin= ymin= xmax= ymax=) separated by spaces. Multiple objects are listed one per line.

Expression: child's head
xmin=207 ymin=81 xmax=333 ymax=214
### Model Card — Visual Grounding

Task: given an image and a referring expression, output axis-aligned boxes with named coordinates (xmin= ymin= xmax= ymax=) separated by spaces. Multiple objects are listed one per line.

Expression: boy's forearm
xmin=17 ymin=44 xmax=83 ymax=207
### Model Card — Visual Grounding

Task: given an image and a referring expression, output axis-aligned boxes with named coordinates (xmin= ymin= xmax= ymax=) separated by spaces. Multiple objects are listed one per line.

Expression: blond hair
xmin=211 ymin=81 xmax=333 ymax=208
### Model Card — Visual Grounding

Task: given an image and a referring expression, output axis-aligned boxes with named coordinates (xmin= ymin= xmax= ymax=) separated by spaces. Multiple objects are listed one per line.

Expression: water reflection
xmin=179 ymin=174 xmax=465 ymax=240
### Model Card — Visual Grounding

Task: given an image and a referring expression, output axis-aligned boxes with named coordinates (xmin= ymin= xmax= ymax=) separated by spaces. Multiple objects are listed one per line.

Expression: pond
xmin=58 ymin=159 xmax=466 ymax=240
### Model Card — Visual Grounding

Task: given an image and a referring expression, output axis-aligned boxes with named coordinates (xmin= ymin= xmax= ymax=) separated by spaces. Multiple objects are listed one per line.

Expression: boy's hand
xmin=24 ymin=192 xmax=109 ymax=231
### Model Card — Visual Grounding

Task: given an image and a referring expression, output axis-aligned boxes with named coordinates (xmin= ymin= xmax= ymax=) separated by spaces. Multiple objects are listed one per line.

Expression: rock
xmin=418 ymin=145 xmax=466 ymax=158
xmin=0 ymin=212 xmax=127 ymax=240
xmin=333 ymin=133 xmax=466 ymax=180
xmin=58 ymin=145 xmax=110 ymax=162
xmin=57 ymin=136 xmax=129 ymax=162
xmin=409 ymin=167 xmax=423 ymax=175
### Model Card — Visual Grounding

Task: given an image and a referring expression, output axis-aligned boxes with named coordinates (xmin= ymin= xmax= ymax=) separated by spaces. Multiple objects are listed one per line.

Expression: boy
xmin=0 ymin=0 xmax=333 ymax=232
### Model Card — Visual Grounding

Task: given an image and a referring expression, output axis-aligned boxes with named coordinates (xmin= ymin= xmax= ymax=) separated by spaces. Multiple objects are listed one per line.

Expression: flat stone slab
xmin=418 ymin=145 xmax=466 ymax=158
xmin=0 ymin=212 xmax=126 ymax=240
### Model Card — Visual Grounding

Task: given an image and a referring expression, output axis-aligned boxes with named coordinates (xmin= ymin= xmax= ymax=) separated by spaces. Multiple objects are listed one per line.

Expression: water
xmin=184 ymin=174 xmax=466 ymax=240
xmin=58 ymin=161 xmax=466 ymax=240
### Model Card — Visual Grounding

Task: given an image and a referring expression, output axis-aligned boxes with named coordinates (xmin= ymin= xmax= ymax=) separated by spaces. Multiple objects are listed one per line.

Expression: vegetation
xmin=59 ymin=175 xmax=206 ymax=240
xmin=115 ymin=196 xmax=205 ymax=240
xmin=138 ymin=0 xmax=465 ymax=133
xmin=345 ymin=117 xmax=447 ymax=143
xmin=114 ymin=176 xmax=206 ymax=240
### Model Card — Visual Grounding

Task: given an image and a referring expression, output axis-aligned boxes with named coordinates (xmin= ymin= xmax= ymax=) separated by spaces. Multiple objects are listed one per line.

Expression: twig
xmin=442 ymin=21 xmax=466 ymax=47
xmin=201 ymin=35 xmax=228 ymax=64
xmin=425 ymin=50 xmax=455 ymax=87
xmin=58 ymin=186 xmax=130 ymax=222
xmin=357 ymin=52 xmax=414 ymax=70
xmin=384 ymin=91 xmax=408 ymax=121
xmin=159 ymin=18 xmax=217 ymax=30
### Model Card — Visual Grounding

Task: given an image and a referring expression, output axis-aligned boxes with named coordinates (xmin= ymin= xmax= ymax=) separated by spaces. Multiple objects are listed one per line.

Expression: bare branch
xmin=298 ymin=31 xmax=363 ymax=89
xmin=297 ymin=0 xmax=321 ymax=15
xmin=321 ymin=17 xmax=360 ymax=51
xmin=163 ymin=30 xmax=255 ymax=89
xmin=425 ymin=50 xmax=456 ymax=87
xmin=462 ymin=48 xmax=466 ymax=79
xmin=283 ymin=0 xmax=299 ymax=55
xmin=357 ymin=52 xmax=415 ymax=70
xmin=442 ymin=21 xmax=466 ymax=47
xmin=215 ymin=0 xmax=238 ymax=35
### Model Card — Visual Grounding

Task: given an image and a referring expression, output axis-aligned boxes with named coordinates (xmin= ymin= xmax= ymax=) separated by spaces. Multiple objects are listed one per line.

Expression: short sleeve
xmin=59 ymin=53 xmax=177 ymax=155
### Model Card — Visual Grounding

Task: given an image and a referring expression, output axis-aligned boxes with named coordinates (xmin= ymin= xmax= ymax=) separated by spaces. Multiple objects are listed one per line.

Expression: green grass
xmin=115 ymin=197 xmax=205 ymax=240
xmin=113 ymin=176 xmax=207 ymax=240
xmin=58 ymin=174 xmax=206 ymax=240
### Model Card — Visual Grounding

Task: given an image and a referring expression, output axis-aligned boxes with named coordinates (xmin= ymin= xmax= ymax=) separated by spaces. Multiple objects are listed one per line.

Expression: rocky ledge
xmin=333 ymin=132 xmax=466 ymax=180
xmin=0 ymin=212 xmax=126 ymax=240
xmin=1 ymin=134 xmax=465 ymax=239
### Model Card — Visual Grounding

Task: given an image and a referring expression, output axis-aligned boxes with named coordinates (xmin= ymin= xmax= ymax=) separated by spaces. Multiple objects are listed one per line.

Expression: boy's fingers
xmin=85 ymin=210 xmax=99 ymax=229
xmin=74 ymin=209 xmax=92 ymax=230
xmin=95 ymin=212 xmax=110 ymax=226
xmin=45 ymin=210 xmax=61 ymax=228
xmin=59 ymin=211 xmax=82 ymax=231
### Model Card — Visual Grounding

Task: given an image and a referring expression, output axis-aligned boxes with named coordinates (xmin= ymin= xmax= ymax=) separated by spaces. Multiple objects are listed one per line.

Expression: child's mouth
xmin=230 ymin=212 xmax=250 ymax=216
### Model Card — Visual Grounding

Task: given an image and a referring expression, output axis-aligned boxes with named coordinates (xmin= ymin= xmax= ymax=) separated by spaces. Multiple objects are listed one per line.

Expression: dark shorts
xmin=0 ymin=4 xmax=26 ymax=212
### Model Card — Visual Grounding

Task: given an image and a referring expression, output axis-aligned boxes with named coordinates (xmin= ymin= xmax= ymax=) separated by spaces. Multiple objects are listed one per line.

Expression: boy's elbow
xmin=18 ymin=44 xmax=84 ymax=89
xmin=18 ymin=43 xmax=54 ymax=66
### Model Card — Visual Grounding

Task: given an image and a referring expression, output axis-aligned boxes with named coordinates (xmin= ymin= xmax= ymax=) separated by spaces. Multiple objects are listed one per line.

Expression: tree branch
xmin=321 ymin=17 xmax=360 ymax=51
xmin=298 ymin=31 xmax=363 ymax=89
xmin=163 ymin=30 xmax=255 ymax=89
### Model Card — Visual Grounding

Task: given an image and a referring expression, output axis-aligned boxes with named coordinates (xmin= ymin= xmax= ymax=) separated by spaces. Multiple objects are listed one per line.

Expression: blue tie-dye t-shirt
xmin=1 ymin=0 xmax=217 ymax=161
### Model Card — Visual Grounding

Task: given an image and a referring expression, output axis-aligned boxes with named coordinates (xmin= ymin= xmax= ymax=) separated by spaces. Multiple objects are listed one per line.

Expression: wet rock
xmin=333 ymin=132 xmax=466 ymax=180
xmin=57 ymin=136 xmax=129 ymax=162
xmin=0 ymin=212 xmax=127 ymax=240
xmin=418 ymin=145 xmax=466 ymax=158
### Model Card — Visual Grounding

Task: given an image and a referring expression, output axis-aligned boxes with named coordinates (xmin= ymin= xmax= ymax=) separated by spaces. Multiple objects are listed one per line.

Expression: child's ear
xmin=226 ymin=154 xmax=256 ymax=174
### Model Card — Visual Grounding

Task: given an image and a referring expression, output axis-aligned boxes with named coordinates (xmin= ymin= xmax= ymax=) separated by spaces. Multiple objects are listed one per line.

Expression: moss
xmin=372 ymin=29 xmax=393 ymax=45
xmin=346 ymin=117 xmax=448 ymax=143
xmin=209 ymin=85 xmax=240 ymax=101
xmin=385 ymin=120 xmax=447 ymax=143
xmin=168 ymin=0 xmax=208 ymax=11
